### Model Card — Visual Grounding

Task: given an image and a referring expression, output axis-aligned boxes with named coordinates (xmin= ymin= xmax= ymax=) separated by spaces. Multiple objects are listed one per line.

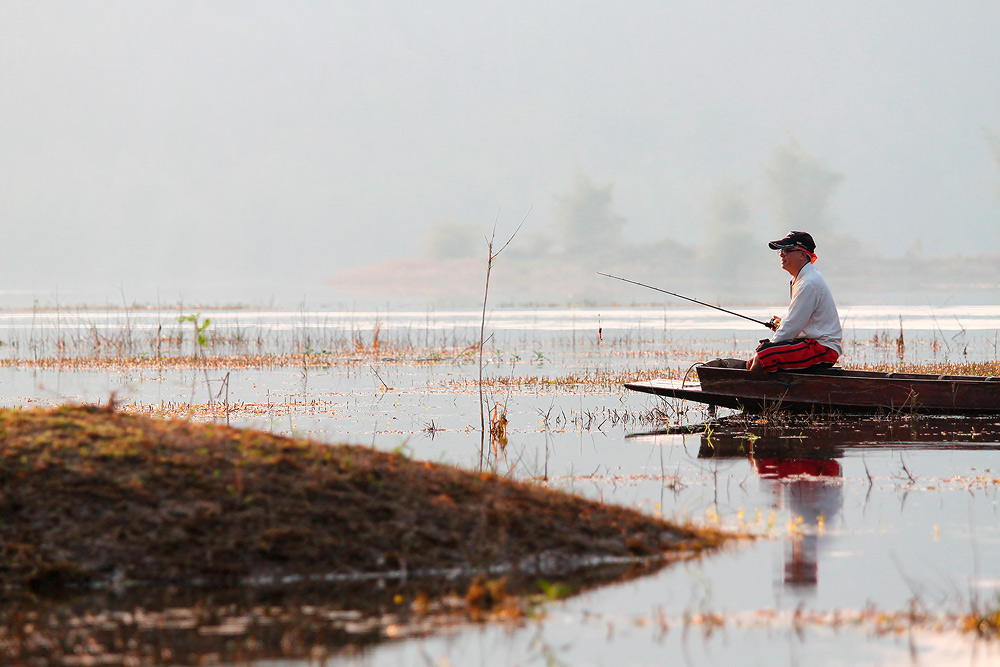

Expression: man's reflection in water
xmin=754 ymin=456 xmax=842 ymax=590
xmin=696 ymin=429 xmax=846 ymax=591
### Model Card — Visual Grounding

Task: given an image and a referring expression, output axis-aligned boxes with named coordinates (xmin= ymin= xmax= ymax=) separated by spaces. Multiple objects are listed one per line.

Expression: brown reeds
xmin=846 ymin=360 xmax=1000 ymax=376
xmin=489 ymin=402 xmax=509 ymax=452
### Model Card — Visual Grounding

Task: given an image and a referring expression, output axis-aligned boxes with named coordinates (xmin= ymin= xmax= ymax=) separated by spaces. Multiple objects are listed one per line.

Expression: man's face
xmin=779 ymin=247 xmax=809 ymax=276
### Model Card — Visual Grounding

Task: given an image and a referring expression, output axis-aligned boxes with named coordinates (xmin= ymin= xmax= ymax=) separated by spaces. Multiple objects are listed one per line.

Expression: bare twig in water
xmin=479 ymin=208 xmax=530 ymax=466
xmin=370 ymin=365 xmax=392 ymax=392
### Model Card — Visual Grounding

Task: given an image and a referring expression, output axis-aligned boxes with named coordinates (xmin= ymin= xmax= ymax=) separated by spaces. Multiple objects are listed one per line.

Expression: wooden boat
xmin=625 ymin=362 xmax=1000 ymax=415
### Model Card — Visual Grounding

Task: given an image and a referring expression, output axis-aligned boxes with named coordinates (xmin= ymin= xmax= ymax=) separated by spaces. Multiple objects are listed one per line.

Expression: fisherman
xmin=748 ymin=231 xmax=842 ymax=372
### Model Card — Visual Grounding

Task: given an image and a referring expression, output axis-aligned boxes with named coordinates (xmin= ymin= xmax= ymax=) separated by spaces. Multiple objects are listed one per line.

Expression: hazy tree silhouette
xmin=422 ymin=219 xmax=485 ymax=259
xmin=699 ymin=180 xmax=759 ymax=292
xmin=764 ymin=137 xmax=843 ymax=236
xmin=703 ymin=180 xmax=755 ymax=256
xmin=987 ymin=129 xmax=1000 ymax=202
xmin=762 ymin=136 xmax=878 ymax=277
xmin=986 ymin=128 xmax=1000 ymax=169
xmin=554 ymin=172 xmax=626 ymax=259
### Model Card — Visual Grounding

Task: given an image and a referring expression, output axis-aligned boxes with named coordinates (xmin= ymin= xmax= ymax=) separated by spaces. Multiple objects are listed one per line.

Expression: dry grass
xmin=0 ymin=403 xmax=735 ymax=665
xmin=0 ymin=347 xmax=480 ymax=371
xmin=845 ymin=360 xmax=1000 ymax=376
xmin=0 ymin=404 xmax=729 ymax=594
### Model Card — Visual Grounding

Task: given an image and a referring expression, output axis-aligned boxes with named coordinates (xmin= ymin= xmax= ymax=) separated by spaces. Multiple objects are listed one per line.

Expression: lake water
xmin=3 ymin=305 xmax=1000 ymax=665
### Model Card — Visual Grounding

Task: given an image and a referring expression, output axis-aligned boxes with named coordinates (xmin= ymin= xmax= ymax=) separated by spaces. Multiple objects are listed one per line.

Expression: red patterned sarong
xmin=754 ymin=338 xmax=839 ymax=372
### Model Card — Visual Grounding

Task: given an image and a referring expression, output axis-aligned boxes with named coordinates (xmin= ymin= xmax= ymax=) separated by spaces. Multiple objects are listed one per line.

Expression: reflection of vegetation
xmin=538 ymin=579 xmax=574 ymax=601
xmin=489 ymin=401 xmax=509 ymax=449
xmin=1 ymin=561 xmax=667 ymax=665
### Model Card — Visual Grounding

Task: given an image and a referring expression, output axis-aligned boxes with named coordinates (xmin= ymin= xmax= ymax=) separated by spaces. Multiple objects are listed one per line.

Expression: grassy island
xmin=0 ymin=404 xmax=730 ymax=663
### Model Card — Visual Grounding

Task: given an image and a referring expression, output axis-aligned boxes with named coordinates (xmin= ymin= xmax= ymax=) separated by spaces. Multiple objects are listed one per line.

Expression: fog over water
xmin=2 ymin=2 xmax=1000 ymax=308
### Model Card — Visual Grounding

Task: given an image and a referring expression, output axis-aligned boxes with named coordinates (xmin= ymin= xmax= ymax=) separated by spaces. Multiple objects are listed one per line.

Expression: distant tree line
xmin=423 ymin=136 xmax=854 ymax=268
xmin=419 ymin=132 xmax=1000 ymax=302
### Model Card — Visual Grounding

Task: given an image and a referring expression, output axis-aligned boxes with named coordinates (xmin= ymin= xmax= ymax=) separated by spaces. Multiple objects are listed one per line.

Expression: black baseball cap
xmin=768 ymin=231 xmax=816 ymax=253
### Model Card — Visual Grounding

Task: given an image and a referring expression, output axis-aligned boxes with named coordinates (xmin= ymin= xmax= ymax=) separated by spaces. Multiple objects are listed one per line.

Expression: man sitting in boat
xmin=747 ymin=231 xmax=842 ymax=372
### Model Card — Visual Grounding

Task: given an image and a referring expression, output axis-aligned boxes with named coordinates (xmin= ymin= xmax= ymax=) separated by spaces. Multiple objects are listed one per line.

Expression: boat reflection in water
xmin=690 ymin=418 xmax=1000 ymax=591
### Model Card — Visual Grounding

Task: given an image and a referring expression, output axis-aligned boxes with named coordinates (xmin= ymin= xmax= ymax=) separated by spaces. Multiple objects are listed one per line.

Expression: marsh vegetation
xmin=2 ymin=304 xmax=1000 ymax=664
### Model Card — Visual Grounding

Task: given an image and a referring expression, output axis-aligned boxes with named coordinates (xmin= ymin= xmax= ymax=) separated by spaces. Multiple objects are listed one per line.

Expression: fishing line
xmin=598 ymin=272 xmax=780 ymax=331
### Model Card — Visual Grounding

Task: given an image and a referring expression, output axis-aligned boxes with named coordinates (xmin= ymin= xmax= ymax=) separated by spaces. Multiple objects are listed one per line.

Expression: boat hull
xmin=625 ymin=366 xmax=1000 ymax=415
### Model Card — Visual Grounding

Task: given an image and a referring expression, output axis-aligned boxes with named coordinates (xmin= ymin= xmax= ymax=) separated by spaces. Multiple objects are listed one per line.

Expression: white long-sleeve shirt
xmin=771 ymin=262 xmax=842 ymax=355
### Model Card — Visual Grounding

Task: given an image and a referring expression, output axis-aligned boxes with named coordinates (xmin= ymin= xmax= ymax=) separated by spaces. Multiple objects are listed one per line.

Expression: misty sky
xmin=2 ymin=1 xmax=999 ymax=306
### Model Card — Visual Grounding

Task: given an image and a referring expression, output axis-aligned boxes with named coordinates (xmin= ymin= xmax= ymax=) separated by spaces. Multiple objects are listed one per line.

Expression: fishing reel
xmin=766 ymin=316 xmax=782 ymax=331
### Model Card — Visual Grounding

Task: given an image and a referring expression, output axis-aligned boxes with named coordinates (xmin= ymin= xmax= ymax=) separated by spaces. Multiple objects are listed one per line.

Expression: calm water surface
xmin=3 ymin=306 xmax=1000 ymax=665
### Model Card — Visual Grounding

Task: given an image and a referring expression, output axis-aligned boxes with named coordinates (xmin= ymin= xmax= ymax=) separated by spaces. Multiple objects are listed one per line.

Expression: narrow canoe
xmin=625 ymin=364 xmax=1000 ymax=415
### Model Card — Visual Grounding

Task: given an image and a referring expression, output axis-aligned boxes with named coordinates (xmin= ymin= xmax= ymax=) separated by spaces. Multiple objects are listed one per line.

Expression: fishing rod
xmin=597 ymin=272 xmax=781 ymax=331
